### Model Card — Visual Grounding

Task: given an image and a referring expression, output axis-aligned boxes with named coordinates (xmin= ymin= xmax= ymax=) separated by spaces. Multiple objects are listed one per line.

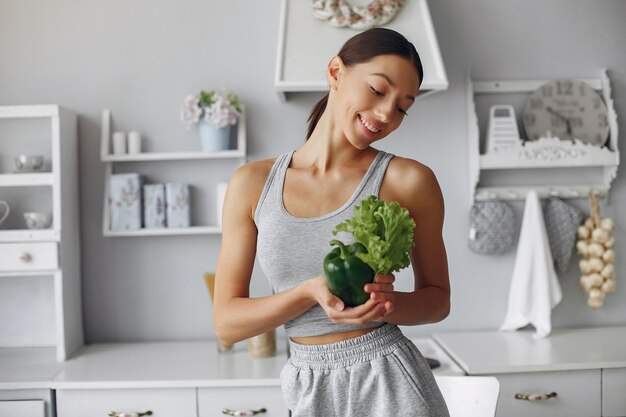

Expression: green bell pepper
xmin=323 ymin=239 xmax=375 ymax=307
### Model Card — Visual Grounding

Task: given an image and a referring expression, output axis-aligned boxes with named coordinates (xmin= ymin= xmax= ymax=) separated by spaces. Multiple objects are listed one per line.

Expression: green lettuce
xmin=332 ymin=195 xmax=416 ymax=275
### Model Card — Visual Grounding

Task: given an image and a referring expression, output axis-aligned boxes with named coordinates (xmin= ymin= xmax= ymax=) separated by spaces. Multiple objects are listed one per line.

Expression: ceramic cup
xmin=23 ymin=212 xmax=52 ymax=229
xmin=0 ymin=201 xmax=10 ymax=227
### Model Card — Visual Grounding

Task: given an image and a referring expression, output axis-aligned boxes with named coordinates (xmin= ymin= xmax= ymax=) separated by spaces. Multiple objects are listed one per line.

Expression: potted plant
xmin=180 ymin=89 xmax=242 ymax=152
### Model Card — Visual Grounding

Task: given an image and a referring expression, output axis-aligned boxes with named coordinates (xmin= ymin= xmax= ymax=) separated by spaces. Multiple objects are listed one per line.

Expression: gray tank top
xmin=253 ymin=148 xmax=394 ymax=337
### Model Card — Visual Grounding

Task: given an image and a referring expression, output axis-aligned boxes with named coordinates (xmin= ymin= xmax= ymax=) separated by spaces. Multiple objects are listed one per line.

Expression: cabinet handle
xmin=107 ymin=411 xmax=153 ymax=417
xmin=19 ymin=252 xmax=32 ymax=263
xmin=515 ymin=392 xmax=557 ymax=401
xmin=222 ymin=408 xmax=267 ymax=416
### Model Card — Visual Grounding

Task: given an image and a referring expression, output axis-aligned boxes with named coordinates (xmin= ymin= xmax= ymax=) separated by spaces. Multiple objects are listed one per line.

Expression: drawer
xmin=56 ymin=388 xmax=196 ymax=417
xmin=0 ymin=243 xmax=58 ymax=272
xmin=0 ymin=400 xmax=45 ymax=417
xmin=603 ymin=367 xmax=626 ymax=417
xmin=198 ymin=386 xmax=288 ymax=417
xmin=496 ymin=369 xmax=601 ymax=417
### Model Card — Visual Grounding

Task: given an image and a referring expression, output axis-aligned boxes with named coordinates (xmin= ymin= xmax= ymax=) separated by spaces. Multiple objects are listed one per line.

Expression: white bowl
xmin=15 ymin=155 xmax=45 ymax=172
xmin=24 ymin=212 xmax=52 ymax=229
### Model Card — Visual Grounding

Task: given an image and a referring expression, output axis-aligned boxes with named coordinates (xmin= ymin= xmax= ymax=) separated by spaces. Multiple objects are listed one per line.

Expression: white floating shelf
xmin=103 ymin=225 xmax=221 ymax=237
xmin=101 ymin=150 xmax=245 ymax=162
xmin=475 ymin=184 xmax=610 ymax=202
xmin=480 ymin=137 xmax=619 ymax=170
xmin=274 ymin=0 xmax=448 ymax=101
xmin=0 ymin=173 xmax=54 ymax=187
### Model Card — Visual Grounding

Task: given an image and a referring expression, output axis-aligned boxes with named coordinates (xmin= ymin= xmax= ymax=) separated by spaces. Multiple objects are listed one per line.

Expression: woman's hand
xmin=365 ymin=274 xmax=396 ymax=322
xmin=305 ymin=275 xmax=394 ymax=325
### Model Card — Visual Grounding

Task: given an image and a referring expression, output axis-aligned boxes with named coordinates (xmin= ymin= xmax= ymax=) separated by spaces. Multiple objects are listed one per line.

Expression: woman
xmin=214 ymin=27 xmax=450 ymax=416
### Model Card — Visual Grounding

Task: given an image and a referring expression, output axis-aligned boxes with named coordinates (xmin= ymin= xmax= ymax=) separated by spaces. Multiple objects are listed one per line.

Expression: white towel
xmin=500 ymin=190 xmax=562 ymax=339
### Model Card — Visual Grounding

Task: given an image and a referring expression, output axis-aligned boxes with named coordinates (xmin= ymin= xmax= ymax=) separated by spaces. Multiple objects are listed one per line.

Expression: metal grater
xmin=486 ymin=105 xmax=521 ymax=153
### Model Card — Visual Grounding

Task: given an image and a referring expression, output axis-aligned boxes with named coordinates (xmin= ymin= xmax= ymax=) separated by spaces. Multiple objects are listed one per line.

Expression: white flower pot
xmin=198 ymin=122 xmax=231 ymax=152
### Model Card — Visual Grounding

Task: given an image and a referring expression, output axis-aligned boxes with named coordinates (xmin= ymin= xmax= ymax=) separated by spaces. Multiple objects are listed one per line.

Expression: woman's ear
xmin=327 ymin=56 xmax=346 ymax=91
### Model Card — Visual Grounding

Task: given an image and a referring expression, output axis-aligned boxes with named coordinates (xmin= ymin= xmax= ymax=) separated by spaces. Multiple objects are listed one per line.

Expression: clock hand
xmin=546 ymin=106 xmax=570 ymax=123
xmin=546 ymin=106 xmax=573 ymax=136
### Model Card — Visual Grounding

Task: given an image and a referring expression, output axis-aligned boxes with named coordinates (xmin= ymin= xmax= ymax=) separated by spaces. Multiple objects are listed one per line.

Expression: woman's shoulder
xmin=382 ymin=154 xmax=442 ymax=205
xmin=230 ymin=156 xmax=279 ymax=192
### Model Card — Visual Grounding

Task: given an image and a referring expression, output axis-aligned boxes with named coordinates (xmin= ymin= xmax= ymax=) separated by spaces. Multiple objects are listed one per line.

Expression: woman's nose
xmin=375 ymin=100 xmax=394 ymax=123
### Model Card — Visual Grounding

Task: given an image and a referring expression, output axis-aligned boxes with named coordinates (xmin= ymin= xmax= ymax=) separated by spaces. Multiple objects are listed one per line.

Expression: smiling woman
xmin=214 ymin=27 xmax=450 ymax=416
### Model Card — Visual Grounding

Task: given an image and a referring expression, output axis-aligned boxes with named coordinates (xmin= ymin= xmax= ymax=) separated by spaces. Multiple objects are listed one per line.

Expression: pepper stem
xmin=329 ymin=239 xmax=350 ymax=259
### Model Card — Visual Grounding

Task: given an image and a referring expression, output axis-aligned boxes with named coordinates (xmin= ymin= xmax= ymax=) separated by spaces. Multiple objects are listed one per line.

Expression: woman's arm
xmin=373 ymin=158 xmax=451 ymax=326
xmin=213 ymin=163 xmax=317 ymax=345
xmin=214 ymin=163 xmax=366 ymax=344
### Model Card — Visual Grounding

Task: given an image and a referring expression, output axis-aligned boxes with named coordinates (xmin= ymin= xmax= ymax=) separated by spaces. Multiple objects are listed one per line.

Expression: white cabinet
xmin=198 ymin=386 xmax=288 ymax=417
xmin=0 ymin=400 xmax=45 ymax=417
xmin=496 ymin=369 xmax=601 ymax=417
xmin=602 ymin=368 xmax=626 ymax=417
xmin=99 ymin=109 xmax=246 ymax=237
xmin=56 ymin=388 xmax=197 ymax=417
xmin=434 ymin=327 xmax=626 ymax=417
xmin=0 ymin=105 xmax=82 ymax=362
xmin=52 ymin=341 xmax=289 ymax=417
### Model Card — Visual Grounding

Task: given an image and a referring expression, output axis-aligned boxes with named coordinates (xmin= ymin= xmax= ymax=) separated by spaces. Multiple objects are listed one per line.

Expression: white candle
xmin=112 ymin=131 xmax=127 ymax=154
xmin=128 ymin=131 xmax=142 ymax=154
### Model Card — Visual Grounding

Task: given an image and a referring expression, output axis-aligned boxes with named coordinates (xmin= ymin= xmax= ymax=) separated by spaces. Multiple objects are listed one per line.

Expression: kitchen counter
xmin=53 ymin=340 xmax=288 ymax=389
xmin=0 ymin=336 xmax=461 ymax=390
xmin=433 ymin=325 xmax=626 ymax=375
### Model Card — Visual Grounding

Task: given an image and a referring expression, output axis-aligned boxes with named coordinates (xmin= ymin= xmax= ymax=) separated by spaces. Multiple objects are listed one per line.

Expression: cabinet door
xmin=56 ymin=388 xmax=196 ymax=417
xmin=496 ymin=369 xmax=601 ymax=417
xmin=198 ymin=386 xmax=288 ymax=417
xmin=0 ymin=400 xmax=45 ymax=417
xmin=602 ymin=368 xmax=626 ymax=417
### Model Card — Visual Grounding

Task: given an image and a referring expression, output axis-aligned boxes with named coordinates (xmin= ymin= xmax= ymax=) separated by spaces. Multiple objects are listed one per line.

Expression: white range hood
xmin=274 ymin=0 xmax=448 ymax=101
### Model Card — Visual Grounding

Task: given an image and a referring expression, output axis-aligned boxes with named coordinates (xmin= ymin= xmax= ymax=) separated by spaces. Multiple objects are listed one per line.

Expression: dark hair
xmin=306 ymin=28 xmax=424 ymax=140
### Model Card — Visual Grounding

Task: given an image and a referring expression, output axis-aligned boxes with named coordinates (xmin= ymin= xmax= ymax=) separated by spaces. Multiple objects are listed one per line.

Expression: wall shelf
xmin=100 ymin=109 xmax=246 ymax=237
xmin=467 ymin=69 xmax=619 ymax=204
xmin=274 ymin=0 xmax=448 ymax=101
xmin=103 ymin=225 xmax=221 ymax=237
xmin=0 ymin=173 xmax=54 ymax=187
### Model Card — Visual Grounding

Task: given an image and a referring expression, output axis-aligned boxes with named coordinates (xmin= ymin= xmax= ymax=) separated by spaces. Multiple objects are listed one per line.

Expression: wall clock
xmin=522 ymin=79 xmax=610 ymax=146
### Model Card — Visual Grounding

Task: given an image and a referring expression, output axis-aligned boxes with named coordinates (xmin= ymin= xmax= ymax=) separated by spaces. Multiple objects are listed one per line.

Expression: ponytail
xmin=306 ymin=93 xmax=329 ymax=140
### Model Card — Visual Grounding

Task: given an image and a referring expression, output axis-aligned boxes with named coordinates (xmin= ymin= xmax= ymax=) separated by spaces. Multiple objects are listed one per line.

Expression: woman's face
xmin=331 ymin=54 xmax=420 ymax=149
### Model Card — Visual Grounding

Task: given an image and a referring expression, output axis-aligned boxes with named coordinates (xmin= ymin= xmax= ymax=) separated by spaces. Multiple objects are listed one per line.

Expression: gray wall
xmin=1 ymin=0 xmax=625 ymax=343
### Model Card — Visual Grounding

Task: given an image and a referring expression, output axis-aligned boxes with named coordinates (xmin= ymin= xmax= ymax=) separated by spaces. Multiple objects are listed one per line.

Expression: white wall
xmin=1 ymin=0 xmax=625 ymax=343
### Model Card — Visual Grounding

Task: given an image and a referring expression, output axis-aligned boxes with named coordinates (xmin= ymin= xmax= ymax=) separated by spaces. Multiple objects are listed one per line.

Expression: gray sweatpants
xmin=280 ymin=323 xmax=450 ymax=416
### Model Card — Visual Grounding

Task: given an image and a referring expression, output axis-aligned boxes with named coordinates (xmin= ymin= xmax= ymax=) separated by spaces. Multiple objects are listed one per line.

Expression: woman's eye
xmin=369 ymin=86 xmax=383 ymax=96
xmin=398 ymin=107 xmax=408 ymax=116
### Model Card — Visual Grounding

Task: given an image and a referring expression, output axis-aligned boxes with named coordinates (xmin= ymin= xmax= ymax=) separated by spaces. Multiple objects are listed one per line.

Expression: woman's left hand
xmin=365 ymin=274 xmax=396 ymax=322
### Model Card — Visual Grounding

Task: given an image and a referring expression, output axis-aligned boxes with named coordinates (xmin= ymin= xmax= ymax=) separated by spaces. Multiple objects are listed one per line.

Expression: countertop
xmin=0 ymin=337 xmax=463 ymax=390
xmin=434 ymin=325 xmax=626 ymax=375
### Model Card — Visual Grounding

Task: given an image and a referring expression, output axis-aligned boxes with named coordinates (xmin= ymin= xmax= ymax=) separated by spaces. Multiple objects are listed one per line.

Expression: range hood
xmin=274 ymin=0 xmax=448 ymax=101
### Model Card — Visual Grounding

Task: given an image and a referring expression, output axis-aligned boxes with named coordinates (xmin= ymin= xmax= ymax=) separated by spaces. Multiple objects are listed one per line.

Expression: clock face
xmin=522 ymin=79 xmax=610 ymax=146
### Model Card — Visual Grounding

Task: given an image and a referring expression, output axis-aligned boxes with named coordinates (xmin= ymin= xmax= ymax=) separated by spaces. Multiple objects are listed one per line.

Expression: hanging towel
xmin=500 ymin=190 xmax=562 ymax=339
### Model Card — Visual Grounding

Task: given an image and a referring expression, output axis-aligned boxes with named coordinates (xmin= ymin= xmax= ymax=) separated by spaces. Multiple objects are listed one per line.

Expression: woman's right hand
xmin=305 ymin=275 xmax=387 ymax=325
